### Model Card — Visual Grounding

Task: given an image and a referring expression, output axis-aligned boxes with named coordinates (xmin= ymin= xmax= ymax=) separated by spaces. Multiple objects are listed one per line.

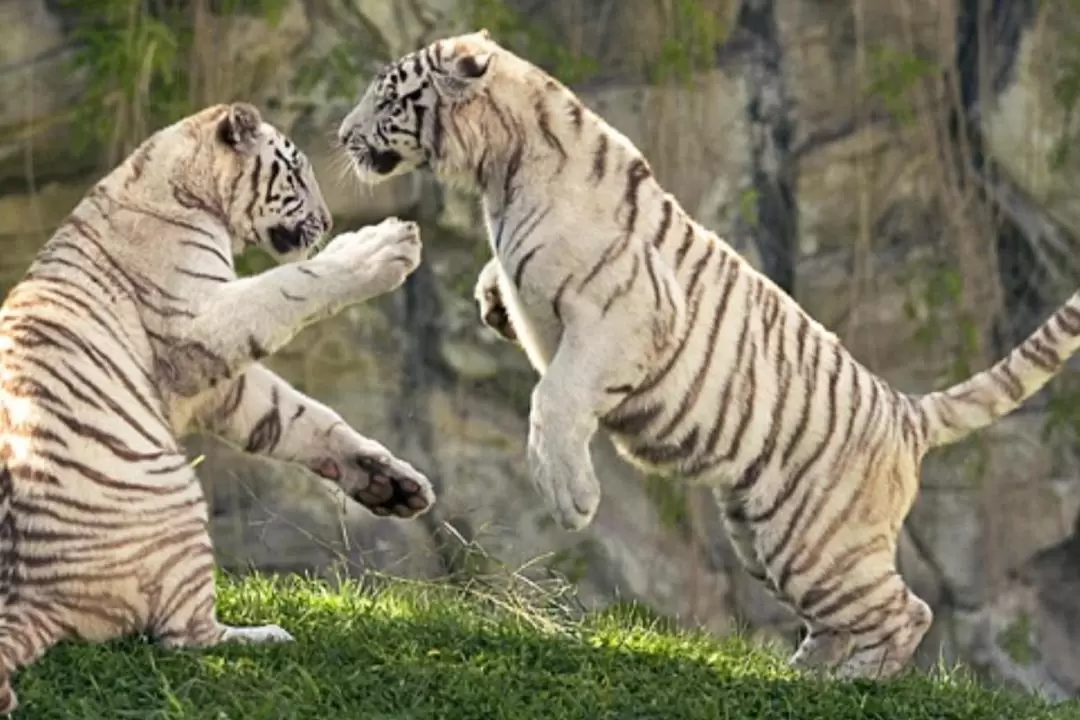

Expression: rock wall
xmin=3 ymin=0 xmax=1080 ymax=698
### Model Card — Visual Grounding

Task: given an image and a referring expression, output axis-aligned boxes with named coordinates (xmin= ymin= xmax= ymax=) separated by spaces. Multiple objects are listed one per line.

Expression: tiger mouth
xmin=268 ymin=219 xmax=326 ymax=258
xmin=370 ymin=148 xmax=403 ymax=175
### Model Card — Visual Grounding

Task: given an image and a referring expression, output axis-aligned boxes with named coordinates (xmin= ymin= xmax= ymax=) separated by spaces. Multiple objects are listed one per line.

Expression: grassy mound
xmin=16 ymin=573 xmax=1079 ymax=719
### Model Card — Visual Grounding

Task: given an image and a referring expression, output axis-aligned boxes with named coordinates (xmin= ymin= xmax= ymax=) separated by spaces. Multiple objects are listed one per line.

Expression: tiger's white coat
xmin=337 ymin=31 xmax=1080 ymax=680
xmin=0 ymin=102 xmax=433 ymax=713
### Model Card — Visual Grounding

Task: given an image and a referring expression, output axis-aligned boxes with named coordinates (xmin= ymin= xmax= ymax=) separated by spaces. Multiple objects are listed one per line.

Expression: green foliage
xmin=643 ymin=472 xmax=692 ymax=535
xmin=738 ymin=187 xmax=761 ymax=229
xmin=293 ymin=43 xmax=380 ymax=103
xmin=546 ymin=543 xmax=594 ymax=585
xmin=16 ymin=573 xmax=1078 ymax=719
xmin=996 ymin=612 xmax=1041 ymax=668
xmin=901 ymin=265 xmax=982 ymax=389
xmin=865 ymin=46 xmax=935 ymax=126
xmin=466 ymin=0 xmax=601 ymax=84
xmin=900 ymin=261 xmax=991 ymax=473
xmin=1042 ymin=0 xmax=1080 ymax=445
xmin=1041 ymin=372 xmax=1080 ymax=444
xmin=468 ymin=0 xmax=728 ymax=86
xmin=58 ymin=0 xmax=286 ymax=161
xmin=1050 ymin=0 xmax=1080 ymax=169
xmin=649 ymin=0 xmax=729 ymax=84
xmin=233 ymin=247 xmax=277 ymax=278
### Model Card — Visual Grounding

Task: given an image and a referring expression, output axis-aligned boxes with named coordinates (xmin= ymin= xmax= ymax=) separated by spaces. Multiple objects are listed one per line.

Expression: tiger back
xmin=0 ymin=101 xmax=434 ymax=714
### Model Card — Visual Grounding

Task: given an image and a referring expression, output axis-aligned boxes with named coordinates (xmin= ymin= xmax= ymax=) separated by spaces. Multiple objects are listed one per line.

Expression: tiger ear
xmin=217 ymin=102 xmax=262 ymax=154
xmin=434 ymin=49 xmax=493 ymax=100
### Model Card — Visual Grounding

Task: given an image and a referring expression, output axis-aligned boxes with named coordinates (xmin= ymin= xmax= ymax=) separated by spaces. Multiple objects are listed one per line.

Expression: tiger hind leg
xmin=721 ymin=504 xmax=855 ymax=674
xmin=789 ymin=627 xmax=855 ymax=673
xmin=148 ymin=525 xmax=293 ymax=649
xmin=832 ymin=581 xmax=932 ymax=679
xmin=798 ymin=563 xmax=931 ymax=680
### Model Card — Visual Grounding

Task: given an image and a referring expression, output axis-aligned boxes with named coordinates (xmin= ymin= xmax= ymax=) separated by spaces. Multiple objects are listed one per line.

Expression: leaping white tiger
xmin=335 ymin=30 xmax=1080 ymax=680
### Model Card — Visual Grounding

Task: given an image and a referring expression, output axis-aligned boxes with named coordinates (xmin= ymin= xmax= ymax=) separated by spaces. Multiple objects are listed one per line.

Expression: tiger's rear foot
xmin=149 ymin=531 xmax=296 ymax=650
xmin=0 ymin=677 xmax=16 ymax=716
xmin=788 ymin=627 xmax=854 ymax=673
xmin=833 ymin=591 xmax=932 ymax=680
xmin=222 ymin=624 xmax=294 ymax=644
xmin=791 ymin=571 xmax=932 ymax=680
xmin=158 ymin=621 xmax=295 ymax=649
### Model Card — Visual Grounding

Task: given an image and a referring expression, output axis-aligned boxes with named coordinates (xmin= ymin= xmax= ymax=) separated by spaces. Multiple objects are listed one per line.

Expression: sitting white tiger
xmin=0 ymin=101 xmax=432 ymax=714
xmin=336 ymin=31 xmax=1080 ymax=680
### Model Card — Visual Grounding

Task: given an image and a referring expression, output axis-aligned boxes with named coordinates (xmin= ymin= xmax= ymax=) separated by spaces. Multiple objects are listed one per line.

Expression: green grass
xmin=15 ymin=573 xmax=1080 ymax=719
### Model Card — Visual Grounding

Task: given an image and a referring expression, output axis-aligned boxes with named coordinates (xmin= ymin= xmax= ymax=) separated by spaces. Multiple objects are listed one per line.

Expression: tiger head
xmin=336 ymin=30 xmax=506 ymax=186
xmin=199 ymin=103 xmax=333 ymax=261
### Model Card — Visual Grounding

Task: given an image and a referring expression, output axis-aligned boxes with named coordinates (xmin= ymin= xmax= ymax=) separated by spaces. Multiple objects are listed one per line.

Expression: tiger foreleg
xmin=527 ymin=324 xmax=644 ymax=531
xmin=473 ymin=257 xmax=517 ymax=343
xmin=202 ymin=364 xmax=435 ymax=518
xmin=161 ymin=217 xmax=422 ymax=397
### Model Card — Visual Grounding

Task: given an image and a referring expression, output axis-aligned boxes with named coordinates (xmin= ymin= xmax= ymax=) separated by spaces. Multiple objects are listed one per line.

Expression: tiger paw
xmin=473 ymin=259 xmax=517 ymax=342
xmin=526 ymin=425 xmax=600 ymax=532
xmin=317 ymin=216 xmax=422 ymax=299
xmin=312 ymin=442 xmax=435 ymax=519
xmin=221 ymin=624 xmax=295 ymax=644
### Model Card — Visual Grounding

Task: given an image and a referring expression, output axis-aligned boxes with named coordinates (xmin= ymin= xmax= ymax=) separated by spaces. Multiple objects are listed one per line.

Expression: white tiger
xmin=335 ymin=30 xmax=1080 ymax=680
xmin=0 ymin=101 xmax=433 ymax=713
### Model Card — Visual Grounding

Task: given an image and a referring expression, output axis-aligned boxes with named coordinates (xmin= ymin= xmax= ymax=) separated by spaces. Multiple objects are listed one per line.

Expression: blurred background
xmin=4 ymin=0 xmax=1080 ymax=700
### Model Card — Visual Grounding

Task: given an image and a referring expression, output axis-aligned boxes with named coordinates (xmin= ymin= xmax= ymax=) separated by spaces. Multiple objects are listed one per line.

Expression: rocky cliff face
xmin=4 ymin=0 xmax=1080 ymax=699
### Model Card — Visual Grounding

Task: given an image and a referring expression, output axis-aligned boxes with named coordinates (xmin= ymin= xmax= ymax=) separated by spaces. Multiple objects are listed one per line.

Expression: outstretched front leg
xmin=473 ymin=257 xmax=517 ymax=343
xmin=201 ymin=363 xmax=434 ymax=518
xmin=156 ymin=217 xmax=421 ymax=397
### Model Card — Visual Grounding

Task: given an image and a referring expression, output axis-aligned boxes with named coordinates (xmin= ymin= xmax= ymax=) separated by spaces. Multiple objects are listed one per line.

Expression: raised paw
xmin=353 ymin=453 xmax=435 ymax=518
xmin=318 ymin=216 xmax=422 ymax=298
xmin=313 ymin=439 xmax=435 ymax=519
xmin=473 ymin=259 xmax=517 ymax=342
xmin=221 ymin=624 xmax=295 ymax=644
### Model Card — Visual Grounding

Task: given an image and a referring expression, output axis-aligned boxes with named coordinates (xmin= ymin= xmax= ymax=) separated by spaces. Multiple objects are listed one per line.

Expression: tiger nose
xmin=337 ymin=125 xmax=352 ymax=148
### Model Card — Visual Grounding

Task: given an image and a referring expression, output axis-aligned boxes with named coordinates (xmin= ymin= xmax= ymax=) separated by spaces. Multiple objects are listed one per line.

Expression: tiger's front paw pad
xmin=319 ymin=453 xmax=435 ymax=519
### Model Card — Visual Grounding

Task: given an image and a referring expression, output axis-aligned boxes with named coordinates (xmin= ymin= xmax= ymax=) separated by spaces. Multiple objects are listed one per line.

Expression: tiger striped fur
xmin=336 ymin=30 xmax=1080 ymax=680
xmin=0 ymin=102 xmax=433 ymax=713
